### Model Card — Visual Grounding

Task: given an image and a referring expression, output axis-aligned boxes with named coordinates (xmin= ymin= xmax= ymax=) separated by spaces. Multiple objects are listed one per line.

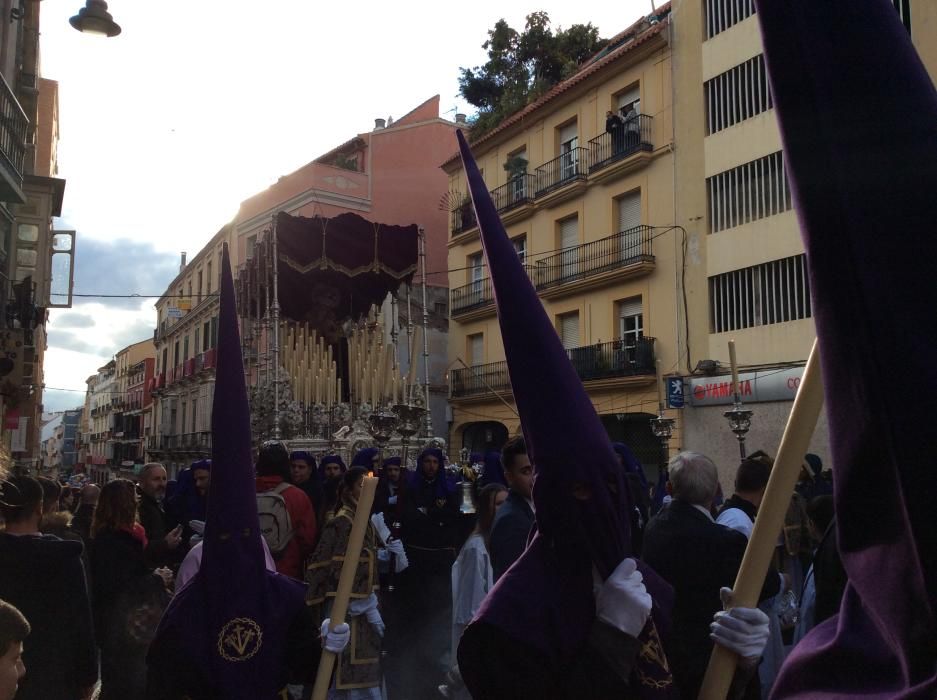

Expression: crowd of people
xmin=0 ymin=436 xmax=845 ymax=700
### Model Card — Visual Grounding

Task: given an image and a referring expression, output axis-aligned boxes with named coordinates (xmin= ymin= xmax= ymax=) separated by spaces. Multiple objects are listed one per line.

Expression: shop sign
xmin=688 ymin=366 xmax=805 ymax=406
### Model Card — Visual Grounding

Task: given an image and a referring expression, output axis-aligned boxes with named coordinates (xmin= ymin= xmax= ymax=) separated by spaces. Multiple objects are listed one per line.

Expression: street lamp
xmin=723 ymin=402 xmax=753 ymax=459
xmin=70 ymin=0 xmax=121 ymax=37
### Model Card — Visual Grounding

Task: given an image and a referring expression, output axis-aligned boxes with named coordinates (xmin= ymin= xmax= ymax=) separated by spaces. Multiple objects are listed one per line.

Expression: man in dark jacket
xmin=137 ymin=463 xmax=183 ymax=567
xmin=643 ymin=452 xmax=781 ymax=699
xmin=0 ymin=476 xmax=97 ymax=700
xmin=489 ymin=436 xmax=535 ymax=580
xmin=70 ymin=484 xmax=99 ymax=545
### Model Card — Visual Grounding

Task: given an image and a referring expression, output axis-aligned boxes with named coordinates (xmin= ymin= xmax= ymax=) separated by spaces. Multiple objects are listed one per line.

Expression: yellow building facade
xmin=444 ymin=10 xmax=693 ymax=471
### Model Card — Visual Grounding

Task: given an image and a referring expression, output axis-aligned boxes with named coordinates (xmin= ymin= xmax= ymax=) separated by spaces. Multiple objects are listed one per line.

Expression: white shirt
xmin=716 ymin=507 xmax=754 ymax=538
xmin=451 ymin=533 xmax=493 ymax=656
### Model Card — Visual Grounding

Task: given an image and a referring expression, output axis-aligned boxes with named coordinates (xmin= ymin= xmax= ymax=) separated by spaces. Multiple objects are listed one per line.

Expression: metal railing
xmin=450 ymin=337 xmax=656 ymax=398
xmin=0 ymin=73 xmax=27 ymax=182
xmin=532 ymin=225 xmax=654 ymax=290
xmin=451 ymin=203 xmax=477 ymax=236
xmin=450 ymin=361 xmax=512 ymax=398
xmin=535 ymin=147 xmax=589 ymax=196
xmin=589 ymin=114 xmax=654 ymax=172
xmin=451 ymin=265 xmax=535 ymax=315
xmin=490 ymin=174 xmax=537 ymax=213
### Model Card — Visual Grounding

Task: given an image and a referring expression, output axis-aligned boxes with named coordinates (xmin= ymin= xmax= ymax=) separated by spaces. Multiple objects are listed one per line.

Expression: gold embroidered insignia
xmin=217 ymin=617 xmax=263 ymax=662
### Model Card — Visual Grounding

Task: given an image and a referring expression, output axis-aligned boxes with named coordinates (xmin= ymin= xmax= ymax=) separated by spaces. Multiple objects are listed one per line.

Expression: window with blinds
xmin=558 ymin=312 xmax=580 ymax=349
xmin=705 ymin=54 xmax=773 ymax=135
xmin=617 ymin=191 xmax=642 ymax=260
xmin=559 ymin=216 xmax=579 ymax=277
xmin=559 ymin=121 xmax=579 ymax=179
xmin=617 ymin=86 xmax=640 ymax=114
xmin=468 ymin=333 xmax=484 ymax=366
xmin=709 ymin=254 xmax=812 ymax=333
xmin=707 ymin=151 xmax=792 ymax=233
xmin=704 ymin=0 xmax=755 ymax=40
xmin=512 ymin=235 xmax=527 ymax=262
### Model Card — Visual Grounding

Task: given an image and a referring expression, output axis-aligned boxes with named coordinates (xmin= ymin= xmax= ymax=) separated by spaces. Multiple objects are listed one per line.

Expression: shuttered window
xmin=617 ymin=192 xmax=641 ymax=232
xmin=618 ymin=86 xmax=640 ymax=114
xmin=709 ymin=254 xmax=812 ymax=333
xmin=559 ymin=122 xmax=578 ymax=150
xmin=559 ymin=216 xmax=579 ymax=278
xmin=468 ymin=334 xmax=484 ymax=366
xmin=705 ymin=54 xmax=773 ymax=135
xmin=558 ymin=312 xmax=580 ymax=349
xmin=704 ymin=0 xmax=756 ymax=39
xmin=707 ymin=151 xmax=792 ymax=233
xmin=618 ymin=297 xmax=644 ymax=353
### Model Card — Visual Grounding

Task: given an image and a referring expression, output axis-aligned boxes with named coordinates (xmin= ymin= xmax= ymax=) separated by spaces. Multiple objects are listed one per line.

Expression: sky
xmin=39 ymin=0 xmax=652 ymax=411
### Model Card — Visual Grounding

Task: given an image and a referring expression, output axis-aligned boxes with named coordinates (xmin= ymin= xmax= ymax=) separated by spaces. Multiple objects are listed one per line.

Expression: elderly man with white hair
xmin=643 ymin=452 xmax=781 ymax=699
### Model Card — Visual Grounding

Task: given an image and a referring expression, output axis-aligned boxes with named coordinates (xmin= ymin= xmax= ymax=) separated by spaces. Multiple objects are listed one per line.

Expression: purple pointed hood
xmin=149 ymin=244 xmax=307 ymax=698
xmin=457 ymin=132 xmax=673 ymax=687
xmin=755 ymin=1 xmax=937 ymax=697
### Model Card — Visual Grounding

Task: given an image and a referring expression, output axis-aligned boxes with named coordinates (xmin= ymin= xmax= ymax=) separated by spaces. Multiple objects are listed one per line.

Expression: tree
xmin=459 ymin=13 xmax=608 ymax=137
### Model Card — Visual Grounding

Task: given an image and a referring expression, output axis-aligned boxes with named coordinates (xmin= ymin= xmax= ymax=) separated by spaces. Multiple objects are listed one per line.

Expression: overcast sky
xmin=39 ymin=0 xmax=651 ymax=411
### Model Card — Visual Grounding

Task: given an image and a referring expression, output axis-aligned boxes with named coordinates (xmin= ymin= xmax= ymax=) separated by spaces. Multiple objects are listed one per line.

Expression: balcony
xmin=451 ymin=202 xmax=477 ymax=237
xmin=202 ymin=348 xmax=217 ymax=371
xmin=534 ymin=147 xmax=589 ymax=206
xmin=450 ymin=337 xmax=657 ymax=399
xmin=451 ymin=226 xmax=655 ymax=318
xmin=531 ymin=224 xmax=655 ymax=299
xmin=0 ymin=73 xmax=28 ymax=204
xmin=489 ymin=174 xmax=536 ymax=225
xmin=588 ymin=114 xmax=654 ymax=181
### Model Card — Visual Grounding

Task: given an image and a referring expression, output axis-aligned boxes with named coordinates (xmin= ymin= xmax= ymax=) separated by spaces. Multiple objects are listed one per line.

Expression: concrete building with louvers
xmin=442 ymin=6 xmax=691 ymax=478
xmin=667 ymin=0 xmax=937 ymax=487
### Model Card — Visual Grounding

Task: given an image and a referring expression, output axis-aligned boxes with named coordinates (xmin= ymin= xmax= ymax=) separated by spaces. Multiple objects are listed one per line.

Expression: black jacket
xmin=489 ymin=490 xmax=535 ymax=581
xmin=139 ymin=492 xmax=177 ymax=567
xmin=813 ymin=520 xmax=847 ymax=624
xmin=642 ymin=499 xmax=780 ymax=699
xmin=0 ymin=532 xmax=97 ymax=699
xmin=71 ymin=503 xmax=95 ymax=544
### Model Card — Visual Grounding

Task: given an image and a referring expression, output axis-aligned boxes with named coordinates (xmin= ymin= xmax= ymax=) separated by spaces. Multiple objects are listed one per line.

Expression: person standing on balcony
xmin=605 ymin=109 xmax=624 ymax=156
xmin=621 ymin=104 xmax=640 ymax=150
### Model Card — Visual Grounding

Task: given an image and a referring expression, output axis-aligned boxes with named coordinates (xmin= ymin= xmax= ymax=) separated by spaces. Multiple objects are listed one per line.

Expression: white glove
xmin=388 ymin=494 xmax=398 ymax=505
xmin=386 ymin=539 xmax=405 ymax=557
xmin=365 ymin=605 xmax=385 ymax=638
xmin=710 ymin=587 xmax=770 ymax=662
xmin=595 ymin=558 xmax=652 ymax=638
xmin=320 ymin=619 xmax=350 ymax=654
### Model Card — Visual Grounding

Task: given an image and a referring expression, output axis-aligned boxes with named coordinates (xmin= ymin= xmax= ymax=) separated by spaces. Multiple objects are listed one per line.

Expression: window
xmin=704 ymin=0 xmax=756 ymax=40
xmin=617 ymin=191 xmax=642 ymax=259
xmin=434 ymin=301 xmax=448 ymax=317
xmin=559 ymin=216 xmax=579 ymax=277
xmin=707 ymin=151 xmax=792 ymax=233
xmin=705 ymin=55 xmax=773 ymax=135
xmin=709 ymin=254 xmax=812 ymax=333
xmin=559 ymin=121 xmax=579 ymax=180
xmin=210 ymin=317 xmax=218 ymax=347
xmin=197 ymin=270 xmax=203 ymax=302
xmin=617 ymin=86 xmax=640 ymax=116
xmin=507 ymin=148 xmax=528 ymax=203
xmin=183 ymin=335 xmax=189 ymax=361
xmin=180 ymin=402 xmax=187 ymax=435
xmin=191 ymin=399 xmax=198 ymax=433
xmin=173 ymin=341 xmax=180 ymax=366
xmin=558 ymin=311 xmax=580 ymax=349
xmin=512 ymin=235 xmax=527 ymax=263
xmin=618 ymin=298 xmax=644 ymax=356
xmin=194 ymin=328 xmax=200 ymax=355
xmin=206 ymin=261 xmax=212 ymax=294
xmin=203 ymin=321 xmax=211 ymax=351
xmin=161 ymin=348 xmax=168 ymax=373
xmin=468 ymin=333 xmax=484 ymax=366
xmin=246 ymin=235 xmax=257 ymax=259
xmin=468 ymin=252 xmax=484 ymax=298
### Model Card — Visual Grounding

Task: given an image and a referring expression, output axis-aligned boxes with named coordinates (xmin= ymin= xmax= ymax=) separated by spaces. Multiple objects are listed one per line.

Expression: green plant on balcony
xmin=504 ymin=154 xmax=528 ymax=180
xmin=333 ymin=153 xmax=358 ymax=172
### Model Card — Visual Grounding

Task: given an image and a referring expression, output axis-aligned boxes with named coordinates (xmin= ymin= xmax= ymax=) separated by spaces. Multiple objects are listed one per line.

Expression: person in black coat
xmin=642 ymin=452 xmax=781 ymax=699
xmin=137 ymin=463 xmax=184 ymax=568
xmin=0 ymin=477 xmax=97 ymax=700
xmin=90 ymin=479 xmax=171 ymax=700
xmin=605 ymin=109 xmax=624 ymax=155
xmin=289 ymin=450 xmax=322 ymax=516
xmin=489 ymin=437 xmax=534 ymax=581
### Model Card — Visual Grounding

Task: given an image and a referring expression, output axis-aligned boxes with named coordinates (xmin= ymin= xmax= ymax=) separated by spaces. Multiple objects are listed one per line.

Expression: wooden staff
xmin=311 ymin=475 xmax=378 ymax=700
xmin=728 ymin=339 xmax=740 ymax=398
xmin=698 ymin=340 xmax=824 ymax=699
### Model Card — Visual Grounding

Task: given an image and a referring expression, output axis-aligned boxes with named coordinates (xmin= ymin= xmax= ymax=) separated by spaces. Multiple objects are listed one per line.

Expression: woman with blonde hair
xmin=90 ymin=479 xmax=171 ymax=700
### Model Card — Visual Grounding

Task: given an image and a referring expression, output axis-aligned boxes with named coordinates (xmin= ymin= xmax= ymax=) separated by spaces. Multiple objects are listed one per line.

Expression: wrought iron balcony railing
xmin=451 ymin=202 xmax=477 ymax=236
xmin=490 ymin=173 xmax=537 ymax=213
xmin=535 ymin=147 xmax=589 ymax=196
xmin=588 ymin=114 xmax=654 ymax=173
xmin=532 ymin=225 xmax=654 ymax=291
xmin=0 ymin=73 xmax=28 ymax=202
xmin=450 ymin=337 xmax=656 ymax=398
